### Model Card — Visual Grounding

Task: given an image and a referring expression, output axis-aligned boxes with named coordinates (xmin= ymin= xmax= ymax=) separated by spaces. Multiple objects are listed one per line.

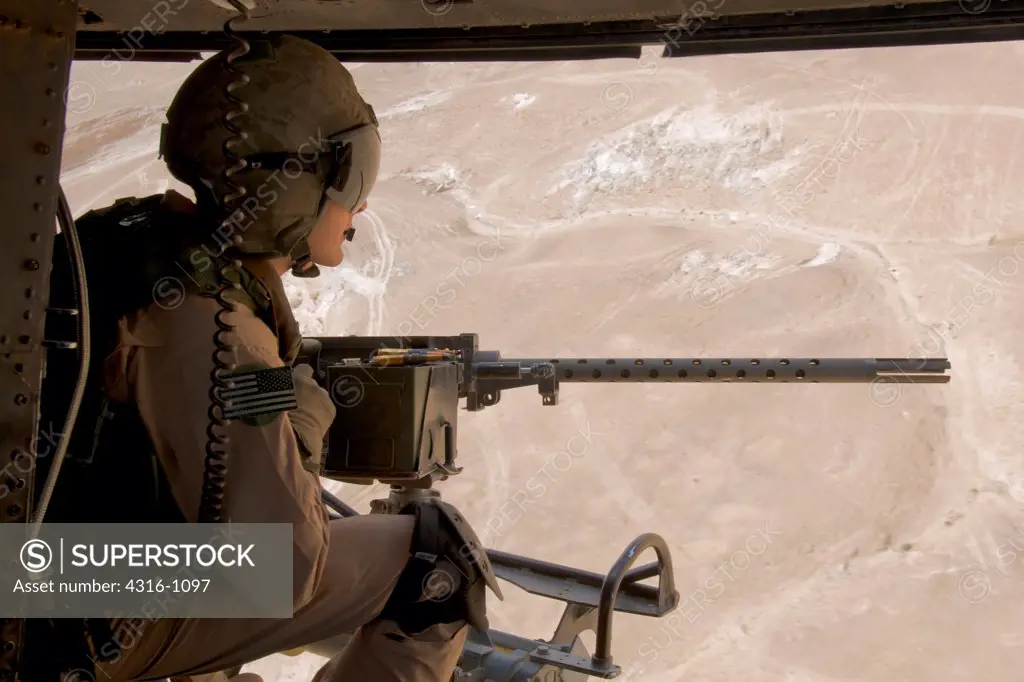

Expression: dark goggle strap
xmin=241 ymin=146 xmax=345 ymax=177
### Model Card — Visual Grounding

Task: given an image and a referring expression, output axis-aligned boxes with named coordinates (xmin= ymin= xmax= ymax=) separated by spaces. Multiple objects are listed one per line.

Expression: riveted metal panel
xmin=0 ymin=0 xmax=77 ymax=678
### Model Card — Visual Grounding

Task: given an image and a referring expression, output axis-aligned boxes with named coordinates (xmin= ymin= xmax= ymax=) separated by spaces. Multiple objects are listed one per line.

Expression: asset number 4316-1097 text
xmin=125 ymin=578 xmax=210 ymax=593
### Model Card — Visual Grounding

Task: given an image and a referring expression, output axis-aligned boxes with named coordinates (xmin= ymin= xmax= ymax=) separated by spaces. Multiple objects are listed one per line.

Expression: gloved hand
xmin=289 ymin=363 xmax=336 ymax=474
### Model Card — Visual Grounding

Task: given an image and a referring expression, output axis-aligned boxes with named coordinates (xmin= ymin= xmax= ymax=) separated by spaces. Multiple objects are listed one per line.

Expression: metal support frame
xmin=66 ymin=1 xmax=1024 ymax=62
xmin=312 ymin=491 xmax=678 ymax=681
xmin=0 ymin=0 xmax=77 ymax=678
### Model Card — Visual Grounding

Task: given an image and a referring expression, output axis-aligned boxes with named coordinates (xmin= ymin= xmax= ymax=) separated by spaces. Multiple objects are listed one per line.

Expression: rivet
xmin=23 ymin=259 xmax=39 ymax=271
xmin=22 ymin=311 xmax=31 ymax=320
xmin=30 ymin=233 xmax=40 ymax=242
xmin=33 ymin=142 xmax=50 ymax=155
xmin=45 ymin=88 xmax=55 ymax=97
xmin=14 ymin=395 xmax=27 ymax=406
xmin=18 ymin=335 xmax=30 ymax=345
xmin=35 ymin=176 xmax=45 ymax=185
xmin=0 ymin=335 xmax=7 ymax=344
xmin=6 ymin=505 xmax=21 ymax=518
xmin=33 ymin=203 xmax=42 ymax=213
xmin=48 ymin=62 xmax=57 ymax=71
xmin=41 ymin=119 xmax=51 ymax=128
xmin=24 ymin=288 xmax=33 ymax=299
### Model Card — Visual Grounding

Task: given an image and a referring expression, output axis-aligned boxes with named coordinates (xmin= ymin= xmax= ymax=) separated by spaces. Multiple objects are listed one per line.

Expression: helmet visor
xmin=324 ymin=124 xmax=381 ymax=213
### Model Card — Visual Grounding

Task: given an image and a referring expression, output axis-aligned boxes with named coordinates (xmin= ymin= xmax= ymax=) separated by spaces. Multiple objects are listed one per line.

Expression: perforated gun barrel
xmin=477 ymin=357 xmax=951 ymax=384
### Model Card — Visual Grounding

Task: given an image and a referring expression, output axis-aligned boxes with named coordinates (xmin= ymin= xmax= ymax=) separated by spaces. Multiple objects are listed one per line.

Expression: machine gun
xmin=292 ymin=333 xmax=951 ymax=682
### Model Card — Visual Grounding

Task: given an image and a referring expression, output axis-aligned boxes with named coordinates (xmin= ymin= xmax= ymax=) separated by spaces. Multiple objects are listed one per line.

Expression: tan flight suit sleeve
xmin=106 ymin=292 xmax=330 ymax=612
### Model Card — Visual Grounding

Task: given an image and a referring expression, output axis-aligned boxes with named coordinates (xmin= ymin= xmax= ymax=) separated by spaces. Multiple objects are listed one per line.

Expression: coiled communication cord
xmin=198 ymin=0 xmax=252 ymax=523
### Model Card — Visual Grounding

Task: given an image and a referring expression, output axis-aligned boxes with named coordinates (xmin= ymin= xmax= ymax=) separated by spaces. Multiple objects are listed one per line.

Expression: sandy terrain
xmin=60 ymin=40 xmax=1024 ymax=682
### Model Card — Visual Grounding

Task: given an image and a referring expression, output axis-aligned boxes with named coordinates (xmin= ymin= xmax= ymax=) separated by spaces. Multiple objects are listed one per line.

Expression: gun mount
xmin=291 ymin=332 xmax=950 ymax=680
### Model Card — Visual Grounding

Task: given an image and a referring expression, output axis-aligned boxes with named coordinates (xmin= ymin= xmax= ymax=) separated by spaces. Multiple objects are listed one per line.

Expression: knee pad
xmin=378 ymin=498 xmax=503 ymax=636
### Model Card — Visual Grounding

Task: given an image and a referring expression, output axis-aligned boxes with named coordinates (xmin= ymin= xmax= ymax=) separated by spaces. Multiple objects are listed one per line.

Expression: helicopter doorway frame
xmin=0 ymin=0 xmax=77 ymax=678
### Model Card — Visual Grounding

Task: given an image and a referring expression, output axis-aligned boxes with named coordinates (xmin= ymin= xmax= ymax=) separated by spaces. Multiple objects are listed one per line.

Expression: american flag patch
xmin=222 ymin=366 xmax=298 ymax=420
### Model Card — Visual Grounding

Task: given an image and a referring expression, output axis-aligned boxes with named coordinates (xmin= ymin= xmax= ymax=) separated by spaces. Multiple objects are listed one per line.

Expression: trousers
xmin=95 ymin=514 xmax=468 ymax=682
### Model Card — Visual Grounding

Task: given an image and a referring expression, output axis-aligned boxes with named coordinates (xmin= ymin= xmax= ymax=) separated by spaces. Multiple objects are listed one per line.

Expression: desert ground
xmin=61 ymin=39 xmax=1024 ymax=682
